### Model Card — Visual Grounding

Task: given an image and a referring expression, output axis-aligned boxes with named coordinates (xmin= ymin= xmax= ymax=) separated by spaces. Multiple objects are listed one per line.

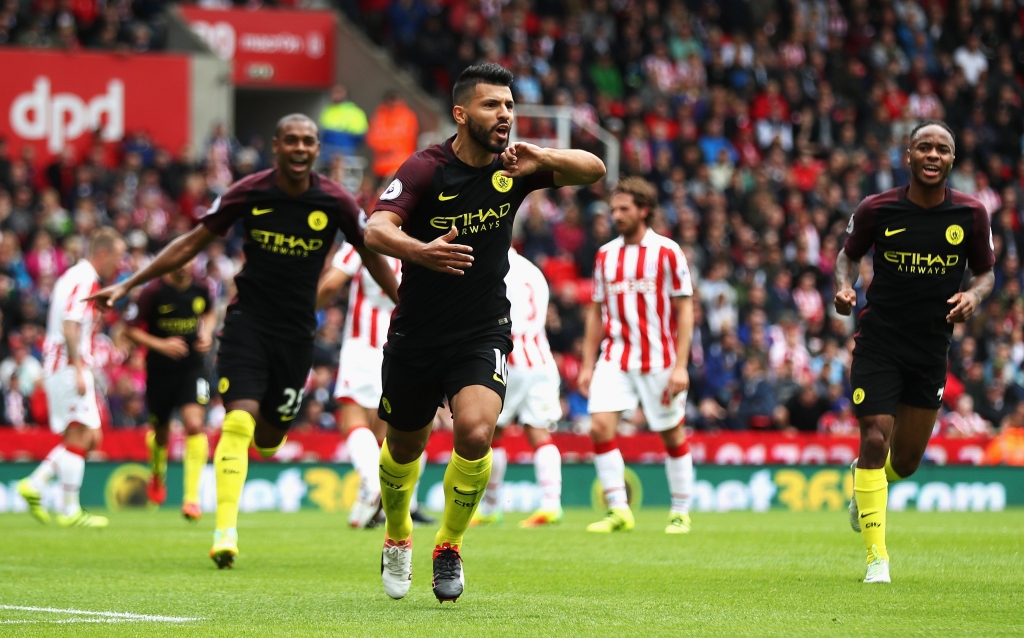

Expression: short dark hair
xmin=909 ymin=119 xmax=955 ymax=146
xmin=452 ymin=63 xmax=514 ymax=106
xmin=611 ymin=177 xmax=658 ymax=215
xmin=275 ymin=113 xmax=318 ymax=138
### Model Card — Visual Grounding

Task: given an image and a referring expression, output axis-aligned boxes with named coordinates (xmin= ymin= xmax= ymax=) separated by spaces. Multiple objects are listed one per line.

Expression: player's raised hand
xmin=85 ymin=282 xmax=130 ymax=309
xmin=834 ymin=287 xmax=857 ymax=316
xmin=159 ymin=336 xmax=190 ymax=360
xmin=500 ymin=142 xmax=545 ymax=178
xmin=946 ymin=291 xmax=980 ymax=323
xmin=418 ymin=226 xmax=474 ymax=275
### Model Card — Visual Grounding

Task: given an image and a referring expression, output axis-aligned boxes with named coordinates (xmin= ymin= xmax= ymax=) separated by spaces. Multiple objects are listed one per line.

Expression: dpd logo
xmin=9 ymin=77 xmax=125 ymax=153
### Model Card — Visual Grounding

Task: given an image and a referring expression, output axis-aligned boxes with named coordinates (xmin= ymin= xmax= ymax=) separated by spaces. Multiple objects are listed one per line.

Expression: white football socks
xmin=666 ymin=452 xmax=694 ymax=515
xmin=346 ymin=426 xmax=381 ymax=496
xmin=594 ymin=448 xmax=628 ymax=509
xmin=478 ymin=445 xmax=508 ymax=517
xmin=59 ymin=447 xmax=86 ymax=516
xmin=533 ymin=443 xmax=562 ymax=511
xmin=27 ymin=444 xmax=63 ymax=491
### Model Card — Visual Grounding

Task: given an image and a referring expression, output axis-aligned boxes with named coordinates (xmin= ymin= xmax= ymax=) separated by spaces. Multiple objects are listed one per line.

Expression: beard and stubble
xmin=466 ymin=114 xmax=509 ymax=154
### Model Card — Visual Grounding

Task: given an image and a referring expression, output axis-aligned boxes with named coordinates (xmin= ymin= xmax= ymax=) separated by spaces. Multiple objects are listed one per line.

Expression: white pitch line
xmin=0 ymin=605 xmax=200 ymax=622
xmin=0 ymin=618 xmax=134 ymax=624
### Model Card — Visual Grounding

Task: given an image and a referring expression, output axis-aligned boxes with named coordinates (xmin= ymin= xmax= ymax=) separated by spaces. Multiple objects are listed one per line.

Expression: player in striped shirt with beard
xmin=317 ymin=241 xmax=433 ymax=528
xmin=577 ymin=177 xmax=696 ymax=534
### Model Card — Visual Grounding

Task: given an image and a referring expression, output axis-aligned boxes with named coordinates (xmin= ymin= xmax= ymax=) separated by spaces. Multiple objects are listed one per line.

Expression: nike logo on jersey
xmin=158 ymin=304 xmax=176 ymax=314
xmin=438 ymin=192 xmax=458 ymax=201
xmin=252 ymin=207 xmax=274 ymax=216
xmin=452 ymin=486 xmax=482 ymax=496
xmin=884 ymin=228 xmax=906 ymax=236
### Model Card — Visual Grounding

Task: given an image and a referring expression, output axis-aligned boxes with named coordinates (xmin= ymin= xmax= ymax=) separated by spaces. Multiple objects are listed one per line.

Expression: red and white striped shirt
xmin=331 ymin=242 xmax=401 ymax=349
xmin=506 ymin=248 xmax=555 ymax=371
xmin=43 ymin=259 xmax=100 ymax=373
xmin=593 ymin=229 xmax=693 ymax=373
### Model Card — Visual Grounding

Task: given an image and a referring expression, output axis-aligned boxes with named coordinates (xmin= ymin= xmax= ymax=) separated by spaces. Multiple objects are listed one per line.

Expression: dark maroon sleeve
xmin=335 ymin=188 xmax=366 ymax=249
xmin=968 ymin=202 xmax=995 ymax=273
xmin=842 ymin=196 xmax=878 ymax=260
xmin=372 ymin=153 xmax=433 ymax=223
xmin=126 ymin=282 xmax=157 ymax=330
xmin=523 ymin=169 xmax=557 ymax=192
xmin=201 ymin=179 xmax=252 ymax=236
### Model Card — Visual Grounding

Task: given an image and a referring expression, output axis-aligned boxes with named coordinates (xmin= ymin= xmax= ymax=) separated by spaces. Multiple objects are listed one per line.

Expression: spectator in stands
xmin=2 ymin=370 xmax=30 ymax=428
xmin=818 ymin=398 xmax=859 ymax=437
xmin=942 ymin=394 xmax=992 ymax=438
xmin=732 ymin=356 xmax=775 ymax=431
xmin=365 ymin=91 xmax=419 ymax=182
xmin=319 ymin=84 xmax=369 ymax=162
xmin=0 ymin=331 xmax=42 ymax=396
xmin=984 ymin=404 xmax=1024 ymax=465
xmin=779 ymin=383 xmax=832 ymax=433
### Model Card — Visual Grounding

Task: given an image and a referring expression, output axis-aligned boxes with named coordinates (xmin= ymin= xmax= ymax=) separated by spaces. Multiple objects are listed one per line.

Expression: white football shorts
xmin=44 ymin=366 xmax=101 ymax=433
xmin=334 ymin=339 xmax=384 ymax=409
xmin=587 ymin=360 xmax=686 ymax=432
xmin=497 ymin=364 xmax=563 ymax=428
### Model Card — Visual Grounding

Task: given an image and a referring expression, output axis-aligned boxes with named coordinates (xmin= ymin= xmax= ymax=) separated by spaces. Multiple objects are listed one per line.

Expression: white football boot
xmin=381 ymin=536 xmax=413 ymax=599
xmin=864 ymin=544 xmax=891 ymax=584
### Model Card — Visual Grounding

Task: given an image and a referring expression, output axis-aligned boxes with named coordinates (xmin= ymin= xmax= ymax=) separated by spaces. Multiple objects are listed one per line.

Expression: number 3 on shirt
xmin=493 ymin=348 xmax=508 ymax=386
xmin=278 ymin=387 xmax=306 ymax=421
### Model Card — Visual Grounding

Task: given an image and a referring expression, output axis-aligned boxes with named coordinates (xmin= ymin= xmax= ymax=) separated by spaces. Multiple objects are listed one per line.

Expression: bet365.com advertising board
xmin=0 ymin=463 xmax=1019 ymax=515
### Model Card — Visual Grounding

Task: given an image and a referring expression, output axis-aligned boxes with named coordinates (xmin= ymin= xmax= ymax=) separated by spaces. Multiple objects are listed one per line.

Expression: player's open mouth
xmin=495 ymin=125 xmax=509 ymax=140
xmin=289 ymin=158 xmax=310 ymax=170
xmin=922 ymin=165 xmax=941 ymax=177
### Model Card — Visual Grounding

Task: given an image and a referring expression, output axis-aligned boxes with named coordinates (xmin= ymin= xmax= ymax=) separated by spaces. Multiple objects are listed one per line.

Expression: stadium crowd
xmin=0 ymin=0 xmax=1023 ymax=453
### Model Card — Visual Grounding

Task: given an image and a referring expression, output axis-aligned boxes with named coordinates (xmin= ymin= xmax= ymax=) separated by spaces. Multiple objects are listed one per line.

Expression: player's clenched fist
xmin=834 ymin=287 xmax=857 ymax=316
xmin=500 ymin=142 xmax=546 ymax=178
xmin=417 ymin=226 xmax=474 ymax=275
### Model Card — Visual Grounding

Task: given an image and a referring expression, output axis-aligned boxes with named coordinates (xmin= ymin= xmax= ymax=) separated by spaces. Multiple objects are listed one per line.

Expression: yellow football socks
xmin=883 ymin=451 xmax=904 ymax=483
xmin=214 ymin=410 xmax=255 ymax=532
xmin=183 ymin=433 xmax=209 ymax=505
xmin=854 ymin=467 xmax=889 ymax=563
xmin=435 ymin=449 xmax=492 ymax=548
xmin=379 ymin=439 xmax=422 ymax=542
xmin=146 ymin=430 xmax=167 ymax=481
xmin=254 ymin=436 xmax=287 ymax=459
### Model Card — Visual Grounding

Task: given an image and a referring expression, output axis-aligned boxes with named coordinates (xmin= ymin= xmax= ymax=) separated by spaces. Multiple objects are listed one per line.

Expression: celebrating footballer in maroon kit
xmin=364 ymin=63 xmax=605 ymax=603
xmin=87 ymin=114 xmax=399 ymax=570
xmin=834 ymin=120 xmax=995 ymax=584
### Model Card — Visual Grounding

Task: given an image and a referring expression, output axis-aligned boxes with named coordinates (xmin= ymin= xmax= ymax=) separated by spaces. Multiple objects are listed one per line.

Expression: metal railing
xmin=508 ymin=104 xmax=620 ymax=187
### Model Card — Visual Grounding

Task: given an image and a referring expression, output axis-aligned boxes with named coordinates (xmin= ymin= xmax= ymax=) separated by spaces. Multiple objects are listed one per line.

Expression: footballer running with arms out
xmin=834 ymin=120 xmax=994 ymax=583
xmin=316 ymin=240 xmax=434 ymax=528
xmin=576 ymin=177 xmax=696 ymax=535
xmin=124 ymin=260 xmax=216 ymax=520
xmin=364 ymin=62 xmax=605 ymax=603
xmin=17 ymin=228 xmax=126 ymax=528
xmin=471 ymin=246 xmax=565 ymax=529
xmin=88 ymin=114 xmax=399 ymax=568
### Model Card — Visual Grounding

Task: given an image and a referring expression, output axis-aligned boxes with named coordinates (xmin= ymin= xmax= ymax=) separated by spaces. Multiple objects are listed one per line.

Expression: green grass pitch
xmin=1 ymin=509 xmax=1022 ymax=636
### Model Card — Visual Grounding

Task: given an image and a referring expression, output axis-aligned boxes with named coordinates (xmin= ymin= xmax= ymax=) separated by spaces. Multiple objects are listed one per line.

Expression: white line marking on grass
xmin=0 ymin=605 xmax=200 ymax=622
xmin=1 ymin=619 xmax=133 ymax=624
